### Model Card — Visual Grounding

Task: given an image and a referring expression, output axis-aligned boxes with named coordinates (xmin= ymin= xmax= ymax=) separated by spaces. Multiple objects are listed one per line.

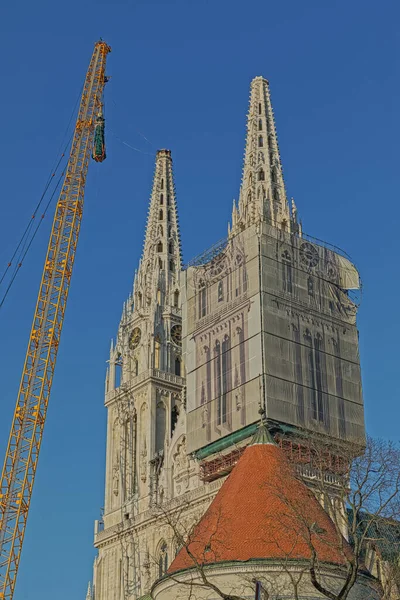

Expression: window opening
xmin=218 ymin=281 xmax=223 ymax=302
xmin=282 ymin=250 xmax=293 ymax=294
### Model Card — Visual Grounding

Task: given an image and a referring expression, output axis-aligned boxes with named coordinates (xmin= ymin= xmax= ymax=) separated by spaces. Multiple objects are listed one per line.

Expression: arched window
xmin=157 ymin=241 xmax=163 ymax=252
xmin=199 ymin=282 xmax=206 ymax=318
xmin=169 ymin=260 xmax=175 ymax=273
xmin=167 ymin=210 xmax=171 ymax=222
xmin=175 ymin=357 xmax=181 ymax=376
xmin=167 ymin=195 xmax=171 ymax=206
xmin=258 ymin=136 xmax=263 ymax=147
xmin=161 ymin=178 xmax=164 ymax=190
xmin=258 ymin=169 xmax=265 ymax=181
xmin=258 ymin=102 xmax=262 ymax=115
xmin=282 ymin=250 xmax=292 ymax=294
xmin=158 ymin=542 xmax=168 ymax=578
xmin=169 ymin=242 xmax=173 ymax=254
xmin=134 ymin=359 xmax=139 ymax=377
xmin=258 ymin=119 xmax=262 ymax=130
xmin=159 ymin=209 xmax=163 ymax=220
xmin=160 ymin=193 xmax=164 ymax=205
xmin=155 ymin=402 xmax=166 ymax=453
xmin=154 ymin=337 xmax=161 ymax=369
xmin=174 ymin=290 xmax=179 ymax=307
xmin=218 ymin=281 xmax=223 ymax=302
xmin=168 ymin=226 xmax=172 ymax=237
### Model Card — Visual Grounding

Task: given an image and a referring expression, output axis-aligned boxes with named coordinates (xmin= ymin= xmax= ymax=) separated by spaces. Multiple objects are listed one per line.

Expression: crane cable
xmin=0 ymin=87 xmax=83 ymax=305
xmin=0 ymin=167 xmax=67 ymax=310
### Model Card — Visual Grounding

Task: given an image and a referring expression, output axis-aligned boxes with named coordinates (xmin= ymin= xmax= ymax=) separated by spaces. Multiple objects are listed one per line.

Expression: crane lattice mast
xmin=0 ymin=39 xmax=111 ymax=600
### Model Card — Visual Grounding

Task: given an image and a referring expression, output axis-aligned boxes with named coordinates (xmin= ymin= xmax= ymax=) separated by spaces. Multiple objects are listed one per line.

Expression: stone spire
xmin=133 ymin=149 xmax=182 ymax=312
xmin=231 ymin=77 xmax=294 ymax=235
xmin=85 ymin=582 xmax=92 ymax=600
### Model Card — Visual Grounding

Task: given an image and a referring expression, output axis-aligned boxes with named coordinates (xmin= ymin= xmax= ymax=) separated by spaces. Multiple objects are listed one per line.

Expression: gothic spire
xmin=231 ymin=77 xmax=293 ymax=235
xmin=85 ymin=582 xmax=92 ymax=600
xmin=133 ymin=149 xmax=182 ymax=311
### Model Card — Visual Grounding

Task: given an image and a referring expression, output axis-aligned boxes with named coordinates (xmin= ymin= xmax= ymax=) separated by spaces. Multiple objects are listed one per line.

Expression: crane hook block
xmin=92 ymin=112 xmax=106 ymax=162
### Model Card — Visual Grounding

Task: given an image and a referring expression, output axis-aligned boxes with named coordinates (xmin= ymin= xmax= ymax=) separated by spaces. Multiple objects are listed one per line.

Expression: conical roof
xmin=169 ymin=442 xmax=351 ymax=573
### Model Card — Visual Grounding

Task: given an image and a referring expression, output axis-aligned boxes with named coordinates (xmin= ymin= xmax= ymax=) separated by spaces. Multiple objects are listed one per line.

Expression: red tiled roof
xmin=169 ymin=442 xmax=352 ymax=573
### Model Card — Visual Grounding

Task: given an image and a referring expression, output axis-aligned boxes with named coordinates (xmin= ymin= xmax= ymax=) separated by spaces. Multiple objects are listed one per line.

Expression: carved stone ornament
xmin=113 ymin=464 xmax=119 ymax=496
xmin=140 ymin=439 xmax=147 ymax=483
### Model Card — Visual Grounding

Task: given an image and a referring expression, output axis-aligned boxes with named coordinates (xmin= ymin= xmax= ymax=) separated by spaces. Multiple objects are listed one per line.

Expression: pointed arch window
xmin=258 ymin=169 xmax=265 ymax=181
xmin=168 ymin=226 xmax=172 ymax=237
xmin=159 ymin=209 xmax=163 ymax=220
xmin=134 ymin=358 xmax=139 ymax=377
xmin=157 ymin=241 xmax=163 ymax=252
xmin=218 ymin=281 xmax=223 ymax=302
xmin=175 ymin=356 xmax=181 ymax=376
xmin=169 ymin=260 xmax=175 ymax=273
xmin=198 ymin=281 xmax=206 ymax=318
xmin=282 ymin=250 xmax=293 ymax=294
xmin=258 ymin=136 xmax=263 ymax=147
xmin=304 ymin=331 xmax=325 ymax=423
xmin=167 ymin=210 xmax=171 ymax=222
xmin=158 ymin=542 xmax=168 ymax=578
xmin=155 ymin=402 xmax=166 ymax=453
xmin=169 ymin=241 xmax=173 ymax=254
xmin=215 ymin=337 xmax=231 ymax=426
xmin=174 ymin=290 xmax=179 ymax=307
xmin=258 ymin=102 xmax=262 ymax=115
xmin=258 ymin=119 xmax=262 ymax=130
xmin=161 ymin=178 xmax=164 ymax=190
xmin=160 ymin=194 xmax=164 ymax=205
xmin=154 ymin=337 xmax=161 ymax=369
xmin=167 ymin=195 xmax=171 ymax=206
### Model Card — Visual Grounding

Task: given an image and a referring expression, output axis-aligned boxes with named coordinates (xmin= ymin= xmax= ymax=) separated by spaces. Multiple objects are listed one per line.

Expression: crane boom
xmin=0 ymin=40 xmax=111 ymax=600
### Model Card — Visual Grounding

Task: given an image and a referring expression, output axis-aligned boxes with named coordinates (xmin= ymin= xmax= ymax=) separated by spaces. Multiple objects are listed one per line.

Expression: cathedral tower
xmin=183 ymin=76 xmax=364 ymax=475
xmin=94 ymin=150 xmax=186 ymax=600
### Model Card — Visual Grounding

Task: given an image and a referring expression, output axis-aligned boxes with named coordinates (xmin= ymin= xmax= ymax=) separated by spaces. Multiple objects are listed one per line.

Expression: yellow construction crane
xmin=0 ymin=39 xmax=111 ymax=600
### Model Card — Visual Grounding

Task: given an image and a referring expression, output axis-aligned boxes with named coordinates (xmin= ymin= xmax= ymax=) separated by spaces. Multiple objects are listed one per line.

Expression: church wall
xmin=182 ymin=225 xmax=263 ymax=454
xmin=182 ymin=221 xmax=365 ymax=455
xmin=260 ymin=223 xmax=365 ymax=444
xmin=152 ymin=561 xmax=380 ymax=600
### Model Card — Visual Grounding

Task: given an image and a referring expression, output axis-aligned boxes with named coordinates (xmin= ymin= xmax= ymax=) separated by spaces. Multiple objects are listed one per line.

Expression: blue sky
xmin=0 ymin=0 xmax=399 ymax=598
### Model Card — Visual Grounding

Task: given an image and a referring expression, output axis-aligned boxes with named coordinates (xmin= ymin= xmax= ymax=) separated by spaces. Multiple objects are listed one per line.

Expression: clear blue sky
xmin=0 ymin=0 xmax=398 ymax=598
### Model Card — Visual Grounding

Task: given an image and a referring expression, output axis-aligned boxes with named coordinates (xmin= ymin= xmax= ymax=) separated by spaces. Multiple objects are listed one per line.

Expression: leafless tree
xmin=149 ymin=436 xmax=400 ymax=600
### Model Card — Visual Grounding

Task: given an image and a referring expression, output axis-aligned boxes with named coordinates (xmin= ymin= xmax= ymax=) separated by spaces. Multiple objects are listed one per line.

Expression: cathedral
xmin=87 ymin=77 xmax=383 ymax=600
